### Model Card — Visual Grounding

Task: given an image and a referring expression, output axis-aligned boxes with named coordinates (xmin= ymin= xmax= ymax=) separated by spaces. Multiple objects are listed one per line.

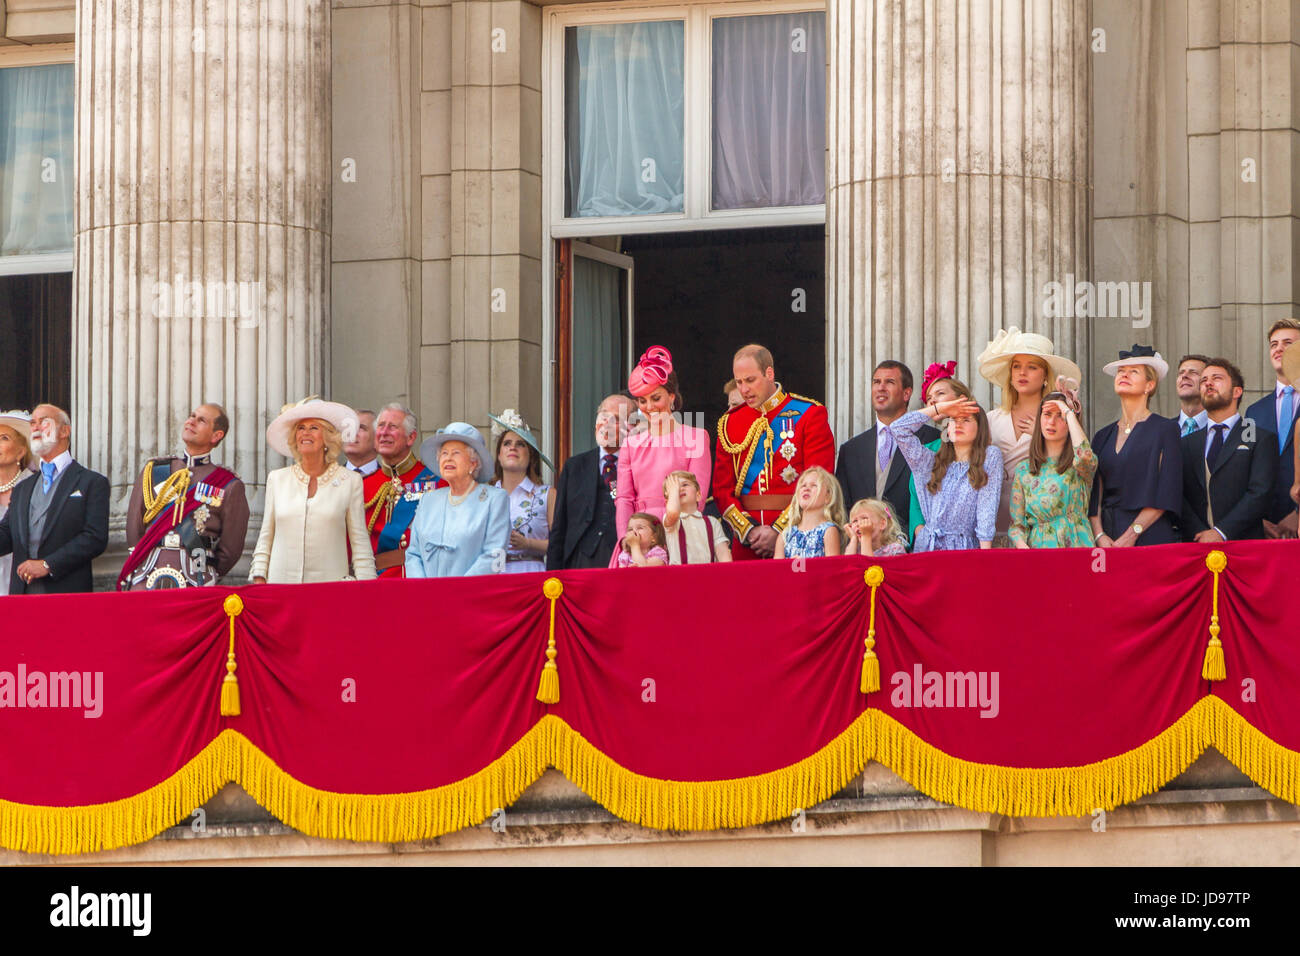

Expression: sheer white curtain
xmin=571 ymin=255 xmax=624 ymax=453
xmin=565 ymin=21 xmax=685 ymax=218
xmin=0 ymin=64 xmax=75 ymax=256
xmin=712 ymin=13 xmax=826 ymax=210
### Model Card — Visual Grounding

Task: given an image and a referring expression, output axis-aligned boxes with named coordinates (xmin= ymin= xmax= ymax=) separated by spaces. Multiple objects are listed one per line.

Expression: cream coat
xmin=251 ymin=463 xmax=377 ymax=583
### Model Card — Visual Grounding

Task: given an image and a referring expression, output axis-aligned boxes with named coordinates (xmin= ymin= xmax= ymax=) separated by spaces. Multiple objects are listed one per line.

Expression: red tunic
xmin=712 ymin=388 xmax=835 ymax=559
xmin=362 ymin=456 xmax=442 ymax=577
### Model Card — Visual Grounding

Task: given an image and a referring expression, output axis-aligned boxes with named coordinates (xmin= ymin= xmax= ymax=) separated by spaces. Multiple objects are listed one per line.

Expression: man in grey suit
xmin=0 ymin=404 xmax=109 ymax=594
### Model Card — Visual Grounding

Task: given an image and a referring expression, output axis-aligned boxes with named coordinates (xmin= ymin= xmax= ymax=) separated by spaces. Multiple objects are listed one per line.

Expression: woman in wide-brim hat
xmin=0 ymin=410 xmax=34 ymax=596
xmin=489 ymin=409 xmax=555 ymax=575
xmin=976 ymin=328 xmax=1084 ymax=541
xmin=251 ymin=397 xmax=376 ymax=584
xmin=406 ymin=422 xmax=510 ymax=578
xmin=1088 ymin=345 xmax=1182 ymax=548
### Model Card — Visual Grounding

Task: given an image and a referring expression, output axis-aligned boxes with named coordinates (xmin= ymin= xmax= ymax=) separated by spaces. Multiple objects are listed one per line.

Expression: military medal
xmin=778 ymin=413 xmax=797 ymax=461
xmin=781 ymin=465 xmax=799 ymax=484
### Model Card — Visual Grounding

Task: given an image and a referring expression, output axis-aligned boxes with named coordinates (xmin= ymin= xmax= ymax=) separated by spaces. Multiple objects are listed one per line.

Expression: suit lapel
xmin=38 ymin=461 xmax=83 ymax=544
xmin=1209 ymin=421 xmax=1245 ymax=477
xmin=8 ymin=474 xmax=35 ymax=549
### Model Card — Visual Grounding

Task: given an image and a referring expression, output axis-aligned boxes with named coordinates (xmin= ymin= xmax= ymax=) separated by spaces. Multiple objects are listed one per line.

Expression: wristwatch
xmin=1131 ymin=523 xmax=1144 ymax=537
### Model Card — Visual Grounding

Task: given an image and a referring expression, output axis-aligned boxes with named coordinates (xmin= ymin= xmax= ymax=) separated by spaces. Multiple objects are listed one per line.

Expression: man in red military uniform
xmin=362 ymin=403 xmax=441 ymax=577
xmin=713 ymin=344 xmax=836 ymax=559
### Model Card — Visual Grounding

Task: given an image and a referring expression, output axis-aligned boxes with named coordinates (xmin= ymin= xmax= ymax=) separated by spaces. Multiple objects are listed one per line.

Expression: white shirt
xmin=664 ymin=511 xmax=729 ymax=565
xmin=346 ymin=457 xmax=380 ymax=477
xmin=1203 ymin=413 xmax=1240 ymax=462
xmin=39 ymin=450 xmax=74 ymax=482
xmin=1178 ymin=409 xmax=1208 ymax=435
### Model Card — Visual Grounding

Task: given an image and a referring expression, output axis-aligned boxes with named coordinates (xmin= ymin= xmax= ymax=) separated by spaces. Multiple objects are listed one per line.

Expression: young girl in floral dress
xmin=1008 ymin=386 xmax=1096 ymax=548
xmin=844 ymin=499 xmax=908 ymax=556
xmin=775 ymin=466 xmax=845 ymax=559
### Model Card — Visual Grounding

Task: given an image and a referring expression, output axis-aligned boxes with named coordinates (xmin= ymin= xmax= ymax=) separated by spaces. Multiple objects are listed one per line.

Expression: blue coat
xmin=405 ymin=483 xmax=510 ymax=578
xmin=1243 ymin=391 xmax=1296 ymax=521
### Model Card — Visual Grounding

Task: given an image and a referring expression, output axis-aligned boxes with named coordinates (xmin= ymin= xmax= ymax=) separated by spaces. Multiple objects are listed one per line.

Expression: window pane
xmin=565 ymin=21 xmax=685 ymax=218
xmin=571 ymin=255 xmax=626 ymax=452
xmin=0 ymin=64 xmax=75 ymax=256
xmin=712 ymin=13 xmax=826 ymax=210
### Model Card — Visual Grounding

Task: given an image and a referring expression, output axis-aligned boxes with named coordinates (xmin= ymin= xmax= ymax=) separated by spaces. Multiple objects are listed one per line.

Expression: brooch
xmin=780 ymin=465 xmax=799 ymax=484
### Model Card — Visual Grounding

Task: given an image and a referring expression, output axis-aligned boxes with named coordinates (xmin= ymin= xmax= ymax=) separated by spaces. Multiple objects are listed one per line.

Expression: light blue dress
xmin=782 ymin=520 xmax=838 ymax=558
xmin=889 ymin=410 xmax=1003 ymax=551
xmin=405 ymin=482 xmax=511 ymax=577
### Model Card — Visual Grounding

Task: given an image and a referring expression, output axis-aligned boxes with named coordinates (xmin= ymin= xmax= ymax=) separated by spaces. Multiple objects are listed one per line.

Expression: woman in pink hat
xmin=614 ymin=347 xmax=713 ymax=545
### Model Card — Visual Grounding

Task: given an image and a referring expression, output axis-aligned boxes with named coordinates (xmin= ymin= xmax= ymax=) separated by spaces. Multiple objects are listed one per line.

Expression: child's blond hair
xmin=624 ymin=512 xmax=667 ymax=552
xmin=663 ymin=469 xmax=700 ymax=497
xmin=787 ymin=465 xmax=846 ymax=529
xmin=850 ymin=498 xmax=906 ymax=551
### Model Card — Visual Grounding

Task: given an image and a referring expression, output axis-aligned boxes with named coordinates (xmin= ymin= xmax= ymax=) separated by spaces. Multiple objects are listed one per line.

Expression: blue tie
xmin=1280 ymin=387 xmax=1295 ymax=455
xmin=1181 ymin=417 xmax=1196 ymax=437
xmin=40 ymin=461 xmax=55 ymax=493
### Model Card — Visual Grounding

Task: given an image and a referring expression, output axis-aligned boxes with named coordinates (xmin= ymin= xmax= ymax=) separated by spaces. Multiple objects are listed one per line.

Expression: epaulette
xmin=785 ymin=393 xmax=823 ymax=407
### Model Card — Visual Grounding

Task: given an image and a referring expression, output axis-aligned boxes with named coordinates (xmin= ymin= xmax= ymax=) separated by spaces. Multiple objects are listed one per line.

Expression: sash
xmin=739 ymin=400 xmax=813 ymax=495
xmin=117 ymin=465 xmax=238 ymax=589
xmin=376 ymin=466 xmax=439 ymax=553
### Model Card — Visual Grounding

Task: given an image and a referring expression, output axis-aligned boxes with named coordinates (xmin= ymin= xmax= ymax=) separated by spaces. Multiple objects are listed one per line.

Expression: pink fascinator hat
xmin=628 ymin=346 xmax=674 ymax=398
xmin=920 ymin=361 xmax=957 ymax=402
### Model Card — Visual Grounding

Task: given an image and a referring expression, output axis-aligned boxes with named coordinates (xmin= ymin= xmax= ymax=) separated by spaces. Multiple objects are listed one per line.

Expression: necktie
xmin=1280 ymin=387 xmax=1295 ymax=455
xmin=1206 ymin=423 xmax=1227 ymax=470
xmin=601 ymin=453 xmax=617 ymax=492
xmin=1181 ymin=417 xmax=1197 ymax=437
xmin=40 ymin=461 xmax=55 ymax=493
xmin=877 ymin=426 xmax=896 ymax=473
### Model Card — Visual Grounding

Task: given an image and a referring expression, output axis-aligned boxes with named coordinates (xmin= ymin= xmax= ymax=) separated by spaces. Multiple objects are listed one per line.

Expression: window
xmin=547 ymin=2 xmax=826 ymax=236
xmin=0 ymin=63 xmax=75 ymax=274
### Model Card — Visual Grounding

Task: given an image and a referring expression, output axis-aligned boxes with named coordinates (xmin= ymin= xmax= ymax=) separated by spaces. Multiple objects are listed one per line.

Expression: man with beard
xmin=1180 ymin=358 xmax=1276 ymax=542
xmin=0 ymin=404 xmax=109 ymax=594
xmin=119 ymin=403 xmax=250 ymax=590
xmin=362 ymin=403 xmax=441 ymax=577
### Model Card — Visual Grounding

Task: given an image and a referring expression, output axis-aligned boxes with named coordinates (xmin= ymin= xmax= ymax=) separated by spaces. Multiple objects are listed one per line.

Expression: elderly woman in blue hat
xmin=489 ymin=409 xmax=556 ymax=575
xmin=405 ymin=422 xmax=510 ymax=577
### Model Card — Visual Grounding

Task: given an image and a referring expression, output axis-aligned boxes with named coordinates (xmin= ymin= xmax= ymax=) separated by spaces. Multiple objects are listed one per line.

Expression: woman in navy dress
xmin=1089 ymin=346 xmax=1183 ymax=546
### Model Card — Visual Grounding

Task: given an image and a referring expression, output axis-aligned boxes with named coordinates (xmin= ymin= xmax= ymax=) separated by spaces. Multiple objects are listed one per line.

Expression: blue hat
xmin=487 ymin=408 xmax=554 ymax=470
xmin=419 ymin=422 xmax=493 ymax=482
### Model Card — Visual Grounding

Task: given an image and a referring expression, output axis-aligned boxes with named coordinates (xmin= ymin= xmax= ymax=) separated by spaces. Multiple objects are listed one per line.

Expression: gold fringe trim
xmin=0 ymin=724 xmax=557 ymax=856
xmin=7 ymin=700 xmax=1300 ymax=854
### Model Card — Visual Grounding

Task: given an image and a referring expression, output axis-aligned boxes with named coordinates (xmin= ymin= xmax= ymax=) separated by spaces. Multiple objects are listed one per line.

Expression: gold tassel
xmin=221 ymin=594 xmax=244 ymax=716
xmin=1202 ymin=551 xmax=1227 ymax=682
xmin=536 ymin=578 xmax=563 ymax=704
xmin=860 ymin=566 xmax=885 ymax=694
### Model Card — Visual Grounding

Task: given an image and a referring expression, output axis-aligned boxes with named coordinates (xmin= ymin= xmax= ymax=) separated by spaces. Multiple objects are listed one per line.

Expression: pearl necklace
xmin=0 ymin=469 xmax=24 ymax=494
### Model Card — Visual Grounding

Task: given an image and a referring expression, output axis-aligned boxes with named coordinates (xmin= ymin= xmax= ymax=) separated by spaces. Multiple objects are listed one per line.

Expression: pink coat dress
xmin=614 ymin=424 xmax=713 ymax=540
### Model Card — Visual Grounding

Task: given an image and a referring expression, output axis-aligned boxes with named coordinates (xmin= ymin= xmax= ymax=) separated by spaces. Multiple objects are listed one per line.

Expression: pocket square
xmin=69 ymin=489 xmax=84 ymax=498
xmin=1235 ymin=444 xmax=1250 ymax=451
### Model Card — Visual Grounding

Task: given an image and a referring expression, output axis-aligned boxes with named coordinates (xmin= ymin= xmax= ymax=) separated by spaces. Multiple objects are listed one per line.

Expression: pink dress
xmin=614 ymin=423 xmax=713 ymax=537
xmin=616 ymin=545 xmax=669 ymax=568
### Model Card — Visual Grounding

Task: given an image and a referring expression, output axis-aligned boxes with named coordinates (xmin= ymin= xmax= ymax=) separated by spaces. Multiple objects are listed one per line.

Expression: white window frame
xmin=0 ymin=44 xmax=76 ymax=277
xmin=544 ymin=0 xmax=827 ymax=239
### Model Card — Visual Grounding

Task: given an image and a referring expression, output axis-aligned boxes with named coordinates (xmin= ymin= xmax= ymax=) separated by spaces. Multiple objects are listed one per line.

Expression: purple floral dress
xmin=889 ymin=410 xmax=1003 ymax=551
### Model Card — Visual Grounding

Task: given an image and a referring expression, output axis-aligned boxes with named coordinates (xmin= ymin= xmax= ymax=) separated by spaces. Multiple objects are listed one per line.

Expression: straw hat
xmin=977 ymin=327 xmax=1083 ymax=391
xmin=419 ymin=422 xmax=493 ymax=482
xmin=1101 ymin=344 xmax=1170 ymax=382
xmin=0 ymin=410 xmax=31 ymax=446
xmin=265 ymin=397 xmax=359 ymax=457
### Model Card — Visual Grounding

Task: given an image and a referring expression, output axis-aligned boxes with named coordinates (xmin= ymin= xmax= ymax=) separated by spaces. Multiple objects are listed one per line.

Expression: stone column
xmin=826 ymin=0 xmax=1090 ymax=440
xmin=73 ymin=0 xmax=331 ymax=532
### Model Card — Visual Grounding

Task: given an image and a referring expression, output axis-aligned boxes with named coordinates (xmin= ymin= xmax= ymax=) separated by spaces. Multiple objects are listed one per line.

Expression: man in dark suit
xmin=1242 ymin=318 xmax=1300 ymax=522
xmin=835 ymin=361 xmax=938 ymax=541
xmin=1181 ymin=359 xmax=1276 ymax=542
xmin=547 ymin=394 xmax=636 ymax=570
xmin=0 ymin=404 xmax=109 ymax=594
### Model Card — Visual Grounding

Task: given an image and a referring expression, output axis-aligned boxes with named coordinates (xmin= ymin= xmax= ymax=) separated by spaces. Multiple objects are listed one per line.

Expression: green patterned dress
xmin=1008 ymin=440 xmax=1097 ymax=548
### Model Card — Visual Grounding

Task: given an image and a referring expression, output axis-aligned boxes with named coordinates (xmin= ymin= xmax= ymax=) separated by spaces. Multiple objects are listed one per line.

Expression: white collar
xmin=1207 ymin=413 xmax=1241 ymax=433
xmin=348 ymin=457 xmax=380 ymax=476
xmin=1180 ymin=409 xmax=1208 ymax=427
xmin=41 ymin=450 xmax=73 ymax=478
